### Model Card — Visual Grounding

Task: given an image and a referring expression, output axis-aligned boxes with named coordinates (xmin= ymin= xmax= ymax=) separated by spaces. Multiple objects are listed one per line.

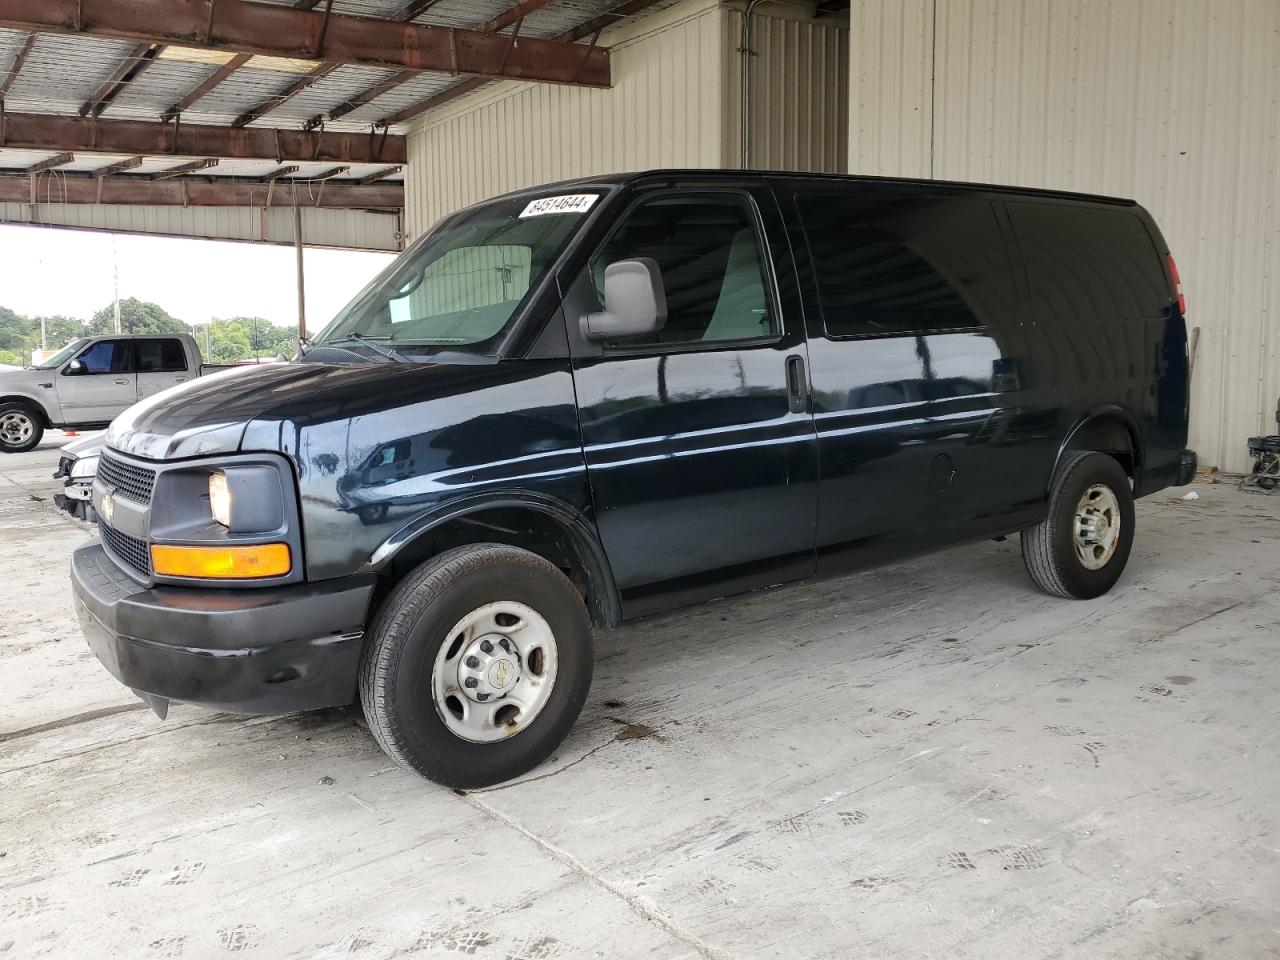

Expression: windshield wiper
xmin=324 ymin=332 xmax=412 ymax=363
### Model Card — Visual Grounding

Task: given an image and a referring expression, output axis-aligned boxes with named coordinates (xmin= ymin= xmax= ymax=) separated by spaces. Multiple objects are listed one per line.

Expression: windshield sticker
xmin=519 ymin=194 xmax=599 ymax=218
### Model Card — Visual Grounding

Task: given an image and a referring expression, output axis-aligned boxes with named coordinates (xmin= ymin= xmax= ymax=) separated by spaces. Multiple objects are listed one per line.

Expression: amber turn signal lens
xmin=151 ymin=543 xmax=292 ymax=579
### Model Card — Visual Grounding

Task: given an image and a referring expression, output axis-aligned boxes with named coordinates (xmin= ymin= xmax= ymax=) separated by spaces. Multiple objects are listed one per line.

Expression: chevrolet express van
xmin=71 ymin=170 xmax=1196 ymax=787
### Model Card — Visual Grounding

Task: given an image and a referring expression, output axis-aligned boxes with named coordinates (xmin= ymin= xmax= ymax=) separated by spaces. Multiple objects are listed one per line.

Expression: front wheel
xmin=0 ymin=402 xmax=44 ymax=453
xmin=359 ymin=544 xmax=594 ymax=788
xmin=1021 ymin=451 xmax=1135 ymax=599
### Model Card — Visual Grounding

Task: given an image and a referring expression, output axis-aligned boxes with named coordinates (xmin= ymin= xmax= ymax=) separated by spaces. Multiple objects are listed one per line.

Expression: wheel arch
xmin=0 ymin=394 xmax=54 ymax=428
xmin=366 ymin=493 xmax=622 ymax=629
xmin=1053 ymin=405 xmax=1146 ymax=493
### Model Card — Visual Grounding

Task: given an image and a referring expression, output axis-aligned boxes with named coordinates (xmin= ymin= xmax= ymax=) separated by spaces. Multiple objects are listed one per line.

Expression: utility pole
xmin=293 ymin=187 xmax=306 ymax=349
xmin=112 ymin=235 xmax=122 ymax=333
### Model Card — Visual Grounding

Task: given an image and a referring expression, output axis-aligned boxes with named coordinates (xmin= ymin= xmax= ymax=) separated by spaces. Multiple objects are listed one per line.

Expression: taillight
xmin=1167 ymin=254 xmax=1187 ymax=315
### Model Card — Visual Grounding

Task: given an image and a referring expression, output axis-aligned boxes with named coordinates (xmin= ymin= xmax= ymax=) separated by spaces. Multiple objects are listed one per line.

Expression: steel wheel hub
xmin=1073 ymin=483 xmax=1122 ymax=570
xmin=431 ymin=600 xmax=558 ymax=744
xmin=0 ymin=412 xmax=33 ymax=446
xmin=458 ymin=633 xmax=522 ymax=703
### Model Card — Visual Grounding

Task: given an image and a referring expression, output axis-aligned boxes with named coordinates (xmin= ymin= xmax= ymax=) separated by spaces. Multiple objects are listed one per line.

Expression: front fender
xmin=0 ymin=387 xmax=58 ymax=426
xmin=366 ymin=490 xmax=622 ymax=627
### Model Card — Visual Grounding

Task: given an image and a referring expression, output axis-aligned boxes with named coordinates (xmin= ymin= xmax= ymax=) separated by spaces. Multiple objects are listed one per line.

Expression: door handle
xmin=174 ymin=377 xmax=187 ymax=382
xmin=113 ymin=378 xmax=130 ymax=385
xmin=785 ymin=354 xmax=809 ymax=414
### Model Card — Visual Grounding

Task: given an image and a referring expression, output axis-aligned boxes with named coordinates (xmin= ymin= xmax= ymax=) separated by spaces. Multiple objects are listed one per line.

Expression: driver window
xmin=592 ymin=194 xmax=776 ymax=347
xmin=74 ymin=340 xmax=133 ymax=375
xmin=389 ymin=245 xmax=532 ymax=327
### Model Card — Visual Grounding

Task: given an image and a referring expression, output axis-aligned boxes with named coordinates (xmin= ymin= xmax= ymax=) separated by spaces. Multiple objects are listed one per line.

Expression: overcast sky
xmin=0 ymin=223 xmax=395 ymax=331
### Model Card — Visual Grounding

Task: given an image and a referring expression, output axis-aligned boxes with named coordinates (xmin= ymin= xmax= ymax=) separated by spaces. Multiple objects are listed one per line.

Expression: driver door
xmin=57 ymin=339 xmax=137 ymax=423
xmin=565 ymin=187 xmax=818 ymax=618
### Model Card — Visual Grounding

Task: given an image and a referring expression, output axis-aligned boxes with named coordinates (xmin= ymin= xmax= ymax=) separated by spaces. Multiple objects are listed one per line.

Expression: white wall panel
xmin=722 ymin=5 xmax=849 ymax=172
xmin=0 ymin=203 xmax=403 ymax=251
xmin=405 ymin=0 xmax=727 ymax=237
xmin=849 ymin=0 xmax=1280 ymax=472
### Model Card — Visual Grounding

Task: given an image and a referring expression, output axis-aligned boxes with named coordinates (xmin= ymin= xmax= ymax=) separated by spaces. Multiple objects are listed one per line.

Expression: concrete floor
xmin=2 ymin=438 xmax=1279 ymax=960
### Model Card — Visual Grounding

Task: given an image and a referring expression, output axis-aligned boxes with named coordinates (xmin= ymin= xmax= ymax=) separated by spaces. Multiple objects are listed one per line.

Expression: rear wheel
xmin=0 ymin=402 xmax=43 ymax=454
xmin=1021 ymin=451 xmax=1135 ymax=599
xmin=359 ymin=543 xmax=593 ymax=788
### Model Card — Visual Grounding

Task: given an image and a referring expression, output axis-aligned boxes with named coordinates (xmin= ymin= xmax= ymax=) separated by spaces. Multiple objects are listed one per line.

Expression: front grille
xmin=100 ymin=521 xmax=151 ymax=579
xmin=98 ymin=452 xmax=157 ymax=505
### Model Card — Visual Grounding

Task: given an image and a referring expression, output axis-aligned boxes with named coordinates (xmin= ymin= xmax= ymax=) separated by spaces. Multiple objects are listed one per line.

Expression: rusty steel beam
xmin=0 ymin=112 xmax=407 ymax=163
xmin=392 ymin=0 xmax=447 ymax=23
xmin=307 ymin=68 xmax=416 ymax=128
xmin=358 ymin=165 xmax=402 ymax=185
xmin=79 ymin=42 xmax=160 ymax=118
xmin=314 ymin=0 xmax=556 ymax=129
xmin=299 ymin=165 xmax=349 ymax=181
xmin=0 ymin=172 xmax=403 ymax=209
xmin=380 ymin=0 xmax=662 ymax=125
xmin=164 ymin=53 xmax=251 ymax=121
xmin=0 ymin=0 xmax=611 ymax=88
xmin=91 ymin=155 xmax=144 ymax=176
xmin=151 ymin=158 xmax=220 ymax=179
xmin=478 ymin=0 xmax=556 ymax=34
xmin=557 ymin=0 xmax=670 ymax=43
xmin=0 ymin=33 xmax=37 ymax=100
xmin=23 ymin=152 xmax=75 ymax=173
xmin=233 ymin=61 xmax=341 ymax=128
xmin=261 ymin=165 xmax=301 ymax=180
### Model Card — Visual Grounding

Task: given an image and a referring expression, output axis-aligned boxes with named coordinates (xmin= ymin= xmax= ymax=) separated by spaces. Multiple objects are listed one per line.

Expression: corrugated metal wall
xmin=404 ymin=0 xmax=848 ymax=238
xmin=405 ymin=0 xmax=727 ymax=237
xmin=722 ymin=6 xmax=849 ymax=172
xmin=0 ymin=203 xmax=403 ymax=252
xmin=849 ymin=0 xmax=1280 ymax=473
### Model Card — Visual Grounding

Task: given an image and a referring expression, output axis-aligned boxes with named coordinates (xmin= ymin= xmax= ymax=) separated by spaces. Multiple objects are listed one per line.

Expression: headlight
xmin=209 ymin=471 xmax=232 ymax=527
xmin=70 ymin=455 xmax=99 ymax=479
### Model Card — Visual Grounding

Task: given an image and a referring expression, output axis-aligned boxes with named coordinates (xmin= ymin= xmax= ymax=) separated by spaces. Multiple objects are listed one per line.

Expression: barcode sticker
xmin=519 ymin=194 xmax=599 ymax=218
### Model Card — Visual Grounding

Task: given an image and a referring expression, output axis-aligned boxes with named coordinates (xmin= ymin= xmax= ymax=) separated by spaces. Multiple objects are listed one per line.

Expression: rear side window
xmin=1007 ymin=202 xmax=1169 ymax=322
xmin=135 ymin=338 xmax=188 ymax=373
xmin=798 ymin=189 xmax=1016 ymax=338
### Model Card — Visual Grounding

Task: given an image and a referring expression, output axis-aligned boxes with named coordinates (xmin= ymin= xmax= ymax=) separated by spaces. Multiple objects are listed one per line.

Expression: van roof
xmin=502 ymin=169 xmax=1137 ymax=207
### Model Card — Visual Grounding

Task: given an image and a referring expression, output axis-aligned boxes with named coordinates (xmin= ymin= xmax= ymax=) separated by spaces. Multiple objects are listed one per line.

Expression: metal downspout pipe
xmin=740 ymin=0 xmax=766 ymax=168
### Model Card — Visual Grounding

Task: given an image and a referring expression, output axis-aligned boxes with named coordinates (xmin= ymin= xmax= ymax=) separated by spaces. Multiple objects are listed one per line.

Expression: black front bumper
xmin=71 ymin=543 xmax=375 ymax=714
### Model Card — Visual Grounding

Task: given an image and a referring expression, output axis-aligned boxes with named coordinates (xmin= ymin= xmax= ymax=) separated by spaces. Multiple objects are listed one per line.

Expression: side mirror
xmin=64 ymin=359 xmax=85 ymax=375
xmin=582 ymin=258 xmax=667 ymax=342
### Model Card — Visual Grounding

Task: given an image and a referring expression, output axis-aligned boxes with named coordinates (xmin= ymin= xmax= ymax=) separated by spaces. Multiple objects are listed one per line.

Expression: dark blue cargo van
xmin=71 ymin=170 xmax=1196 ymax=787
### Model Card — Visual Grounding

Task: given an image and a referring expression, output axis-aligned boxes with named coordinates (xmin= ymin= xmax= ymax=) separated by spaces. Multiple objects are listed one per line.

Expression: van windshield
xmin=314 ymin=191 xmax=604 ymax=357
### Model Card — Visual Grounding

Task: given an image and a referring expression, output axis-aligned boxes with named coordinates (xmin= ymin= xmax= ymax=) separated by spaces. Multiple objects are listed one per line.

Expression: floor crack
xmin=462 ymin=792 xmax=735 ymax=960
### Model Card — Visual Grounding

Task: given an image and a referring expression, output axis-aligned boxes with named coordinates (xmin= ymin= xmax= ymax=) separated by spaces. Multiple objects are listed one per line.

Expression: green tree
xmin=201 ymin=316 xmax=297 ymax=363
xmin=89 ymin=297 xmax=187 ymax=336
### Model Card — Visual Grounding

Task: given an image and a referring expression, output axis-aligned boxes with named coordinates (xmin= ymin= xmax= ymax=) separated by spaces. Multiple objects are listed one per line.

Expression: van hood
xmin=106 ymin=360 xmax=501 ymax=461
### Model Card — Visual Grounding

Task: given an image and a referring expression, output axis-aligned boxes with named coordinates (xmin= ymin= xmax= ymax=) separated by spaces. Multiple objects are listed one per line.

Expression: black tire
xmin=1021 ymin=451 xmax=1135 ymax=599
xmin=359 ymin=543 xmax=594 ymax=788
xmin=0 ymin=402 xmax=44 ymax=454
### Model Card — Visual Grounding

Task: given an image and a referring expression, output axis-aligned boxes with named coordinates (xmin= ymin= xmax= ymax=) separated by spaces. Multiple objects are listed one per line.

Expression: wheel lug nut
xmin=480 ymin=639 xmax=493 ymax=653
xmin=465 ymin=655 xmax=480 ymax=668
xmin=476 ymin=692 xmax=489 ymax=701
xmin=498 ymin=638 xmax=512 ymax=652
xmin=464 ymin=677 xmax=478 ymax=688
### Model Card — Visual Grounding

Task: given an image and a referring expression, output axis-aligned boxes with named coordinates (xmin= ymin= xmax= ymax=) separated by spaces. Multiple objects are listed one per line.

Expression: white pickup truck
xmin=0 ymin=333 xmax=233 ymax=453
